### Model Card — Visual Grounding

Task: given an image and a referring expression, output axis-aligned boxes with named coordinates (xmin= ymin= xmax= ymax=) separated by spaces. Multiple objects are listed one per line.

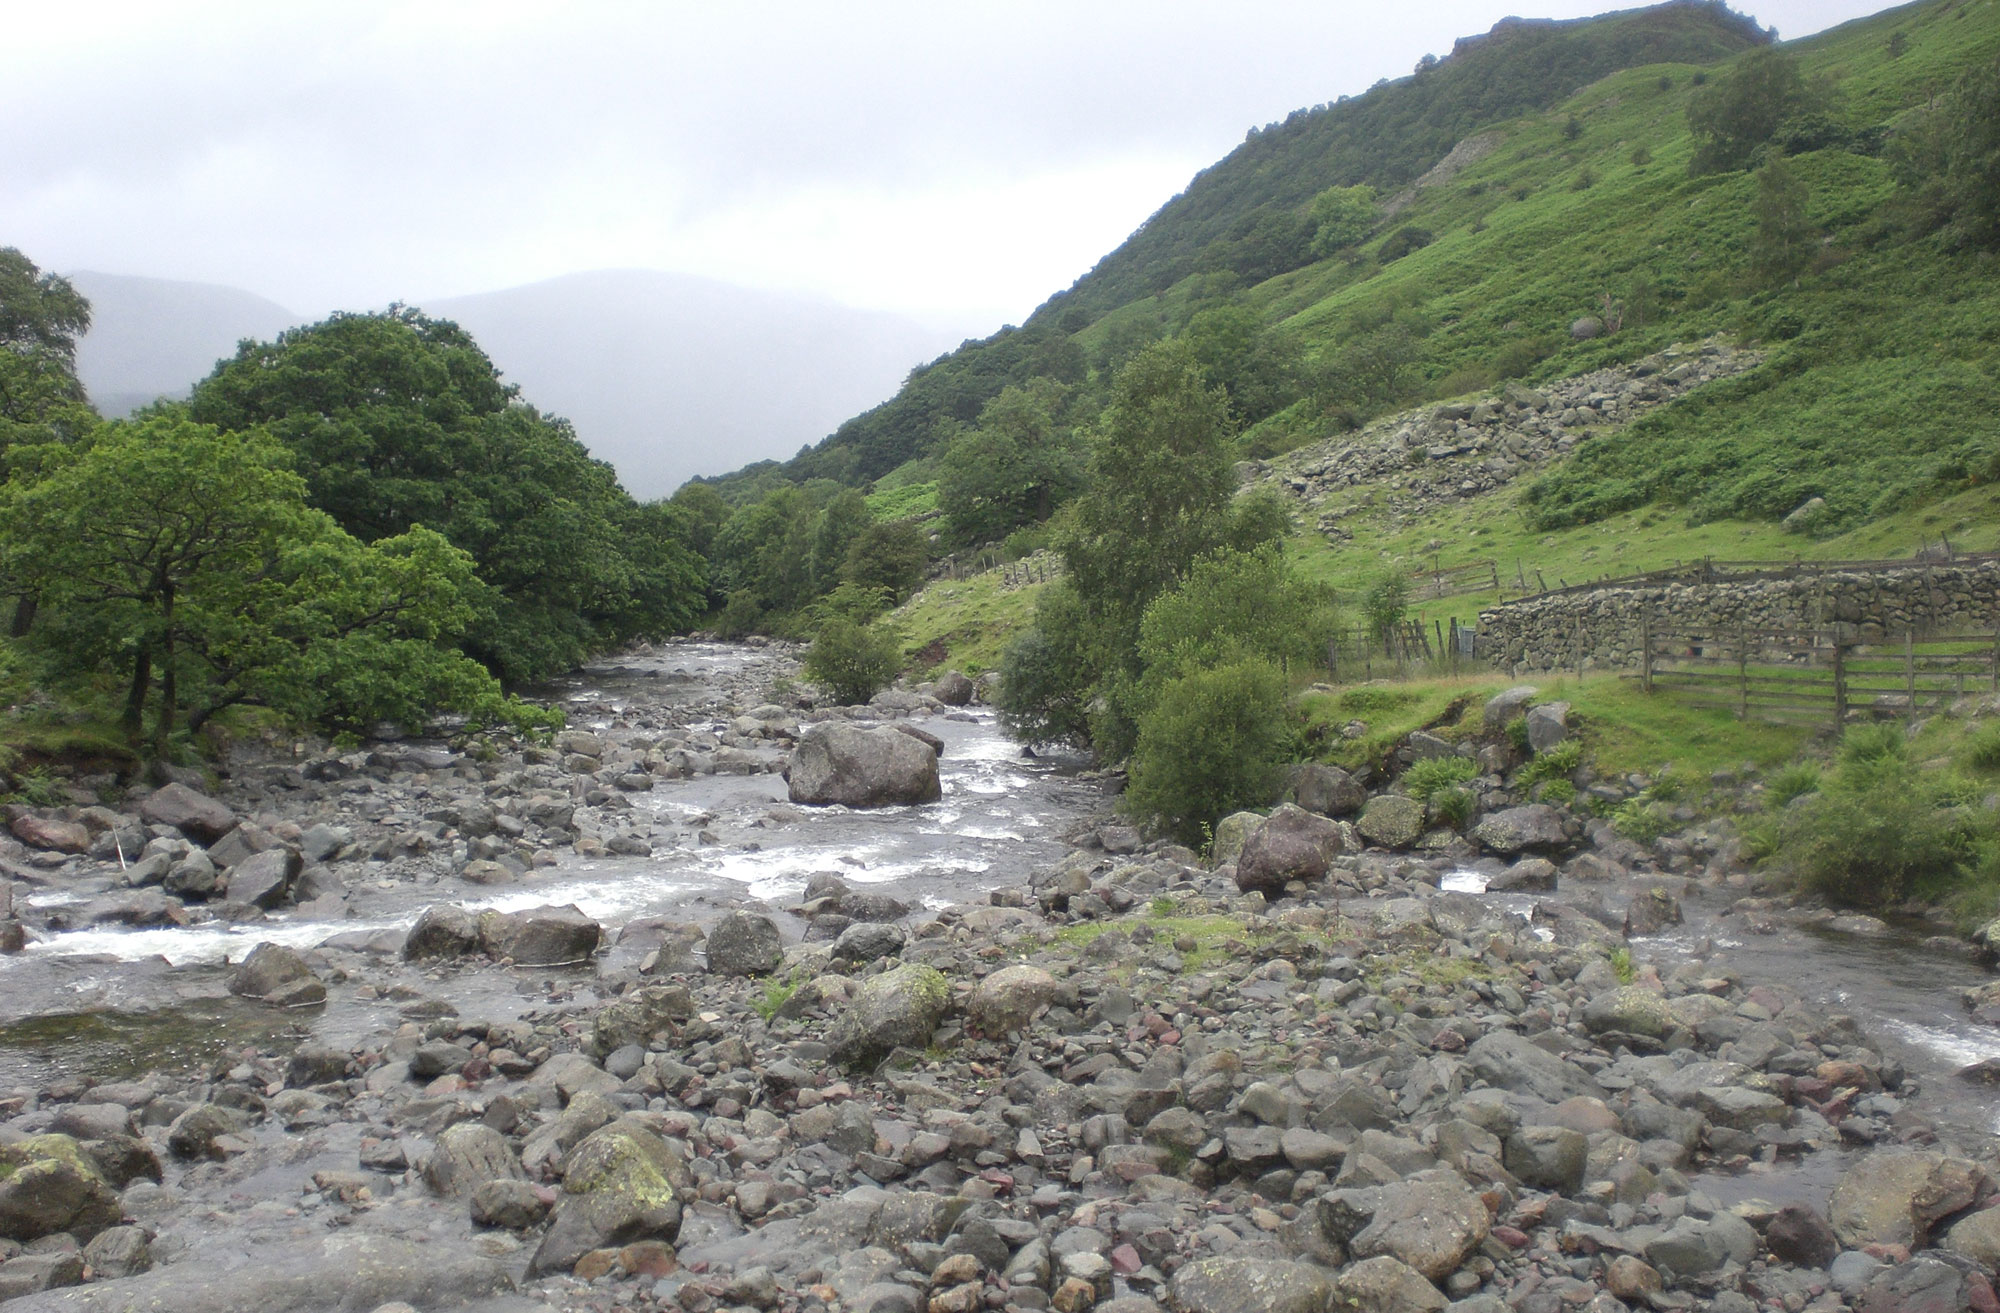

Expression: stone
xmin=1348 ymin=1169 xmax=1490 ymax=1281
xmin=1487 ymin=857 xmax=1557 ymax=891
xmin=528 ymin=1118 xmax=690 ymax=1277
xmin=788 ymin=723 xmax=942 ymax=807
xmin=968 ymin=964 xmax=1059 ymax=1036
xmin=138 ymin=782 xmax=237 ymax=842
xmin=10 ymin=815 xmax=88 ymax=854
xmin=1524 ymin=702 xmax=1569 ymax=753
xmin=166 ymin=1104 xmax=241 ymax=1161
xmin=1293 ymin=764 xmax=1366 ymax=817
xmin=478 ymin=904 xmax=602 ymax=965
xmin=226 ymin=847 xmax=301 ymax=909
xmin=78 ymin=1225 xmax=150 ymax=1279
xmin=1603 ymin=1255 xmax=1660 ymax=1301
xmin=706 ymin=911 xmax=784 ymax=976
xmin=1466 ymin=1030 xmax=1605 ymax=1104
xmin=1470 ymin=805 xmax=1567 ymax=855
xmin=1783 ymin=497 xmax=1826 ymax=533
xmin=1504 ymin=1126 xmax=1587 ymax=1194
xmin=471 ymin=1178 xmax=550 ymax=1230
xmin=1357 ymin=795 xmax=1426 ymax=850
xmin=1829 ymin=1149 xmax=1981 ymax=1249
xmin=0 ymin=1136 xmax=122 ymax=1243
xmin=828 ymin=963 xmax=953 ymax=1067
xmin=227 ymin=942 xmax=325 ymax=1006
xmin=833 ymin=920 xmax=907 ymax=962
xmin=586 ymin=984 xmax=692 ymax=1058
xmin=1571 ymin=316 xmax=1603 ymax=341
xmin=1767 ymin=1203 xmax=1838 ymax=1268
xmin=1168 ymin=1256 xmax=1333 ymax=1313
xmin=1235 ymin=804 xmax=1345 ymax=893
xmin=1483 ymin=686 xmax=1539 ymax=728
xmin=934 ymin=671 xmax=974 ymax=706
xmin=1580 ymin=986 xmax=1675 ymax=1039
xmin=1209 ymin=811 xmax=1263 ymax=869
xmin=1331 ymin=1255 xmax=1448 ymax=1313
xmin=1854 ymin=1256 xmax=1981 ymax=1313
xmin=403 ymin=903 xmax=483 ymax=958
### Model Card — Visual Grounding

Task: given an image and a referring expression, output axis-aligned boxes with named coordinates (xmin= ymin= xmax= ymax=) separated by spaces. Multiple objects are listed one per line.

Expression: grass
xmin=865 ymin=480 xmax=939 ymax=522
xmin=1044 ymin=910 xmax=1346 ymax=976
xmin=889 ymin=568 xmax=1045 ymax=678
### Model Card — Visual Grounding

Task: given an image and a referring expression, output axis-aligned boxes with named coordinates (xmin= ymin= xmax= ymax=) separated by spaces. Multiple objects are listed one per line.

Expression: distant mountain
xmin=68 ymin=271 xmax=302 ymax=419
xmin=67 ymin=269 xmax=974 ymax=500
xmin=424 ymin=271 xmax=975 ymax=498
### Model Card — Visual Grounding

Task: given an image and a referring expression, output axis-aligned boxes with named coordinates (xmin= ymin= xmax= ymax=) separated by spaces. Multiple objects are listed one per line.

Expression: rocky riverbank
xmin=0 ymin=647 xmax=1998 ymax=1313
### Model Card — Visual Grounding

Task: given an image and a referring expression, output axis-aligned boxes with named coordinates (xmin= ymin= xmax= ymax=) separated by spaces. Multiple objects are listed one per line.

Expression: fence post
xmin=1832 ymin=640 xmax=1847 ymax=728
xmin=1737 ymin=625 xmax=1749 ymax=721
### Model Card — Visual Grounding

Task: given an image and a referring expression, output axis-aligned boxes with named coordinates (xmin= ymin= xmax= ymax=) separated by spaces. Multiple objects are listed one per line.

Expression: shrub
xmin=1766 ymin=761 xmax=1823 ymax=806
xmin=1968 ymin=724 xmax=2000 ymax=773
xmin=1535 ymin=778 xmax=1578 ymax=807
xmin=1402 ymin=755 xmax=1478 ymax=803
xmin=1613 ymin=798 xmax=1675 ymax=843
xmin=1431 ymin=786 xmax=1476 ymax=830
xmin=803 ymin=617 xmax=902 ymax=706
xmin=1519 ymin=739 xmax=1583 ymax=787
xmin=1504 ymin=716 xmax=1533 ymax=755
xmin=1123 ymin=658 xmax=1289 ymax=847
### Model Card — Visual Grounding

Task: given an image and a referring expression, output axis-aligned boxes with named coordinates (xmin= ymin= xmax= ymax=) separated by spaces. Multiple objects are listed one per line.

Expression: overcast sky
xmin=8 ymin=0 xmax=1891 ymax=327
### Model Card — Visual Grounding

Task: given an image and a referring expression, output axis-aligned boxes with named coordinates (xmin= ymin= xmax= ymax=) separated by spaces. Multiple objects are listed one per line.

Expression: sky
xmin=7 ymin=0 xmax=1893 ymax=328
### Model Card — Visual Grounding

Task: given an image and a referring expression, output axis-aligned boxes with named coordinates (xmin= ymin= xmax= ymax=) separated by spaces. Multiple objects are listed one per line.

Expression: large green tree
xmin=934 ymin=381 xmax=1083 ymax=548
xmin=1687 ymin=48 xmax=1817 ymax=175
xmin=186 ymin=307 xmax=703 ymax=682
xmin=1891 ymin=55 xmax=2000 ymax=251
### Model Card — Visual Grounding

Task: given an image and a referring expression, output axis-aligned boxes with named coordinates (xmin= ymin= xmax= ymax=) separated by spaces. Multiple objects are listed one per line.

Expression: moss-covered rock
xmin=0 ymin=1134 xmax=123 ymax=1243
xmin=527 ymin=1118 xmax=689 ymax=1277
xmin=826 ymin=963 xmax=953 ymax=1068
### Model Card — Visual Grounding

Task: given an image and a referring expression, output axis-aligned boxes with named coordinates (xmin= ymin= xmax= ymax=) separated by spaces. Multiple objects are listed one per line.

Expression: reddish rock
xmin=9 ymin=814 xmax=89 ymax=854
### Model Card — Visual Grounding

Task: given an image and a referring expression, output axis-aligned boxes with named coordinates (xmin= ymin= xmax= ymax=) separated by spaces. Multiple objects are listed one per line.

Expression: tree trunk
xmin=123 ymin=645 xmax=152 ymax=744
xmin=8 ymin=592 xmax=35 ymax=638
xmin=152 ymin=590 xmax=177 ymax=761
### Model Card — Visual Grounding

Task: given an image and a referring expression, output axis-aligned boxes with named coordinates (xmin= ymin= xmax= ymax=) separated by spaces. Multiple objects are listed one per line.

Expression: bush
xmin=1122 ymin=658 xmax=1290 ymax=847
xmin=1519 ymin=739 xmax=1583 ymax=787
xmin=1535 ymin=778 xmax=1577 ymax=807
xmin=1766 ymin=761 xmax=1823 ymax=806
xmin=1431 ymin=786 xmax=1475 ymax=830
xmin=1967 ymin=724 xmax=2000 ymax=773
xmin=1612 ymin=798 xmax=1675 ymax=844
xmin=803 ymin=617 xmax=902 ymax=706
xmin=1402 ymin=754 xmax=1478 ymax=803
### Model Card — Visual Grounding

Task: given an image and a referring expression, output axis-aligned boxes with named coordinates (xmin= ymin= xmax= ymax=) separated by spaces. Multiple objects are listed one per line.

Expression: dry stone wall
xmin=1478 ymin=560 xmax=2000 ymax=673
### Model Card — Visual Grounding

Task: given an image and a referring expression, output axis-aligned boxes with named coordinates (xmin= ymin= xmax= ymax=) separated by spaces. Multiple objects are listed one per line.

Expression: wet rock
xmin=1830 ymin=1149 xmax=1983 ymax=1249
xmin=1349 ymin=1169 xmax=1490 ymax=1281
xmin=788 ymin=723 xmax=942 ymax=807
xmin=1357 ymin=795 xmax=1426 ymax=850
xmin=298 ymin=822 xmax=350 ymax=862
xmin=586 ymin=983 xmax=692 ymax=1058
xmin=10 ymin=814 xmax=88 ymax=854
xmin=422 ymin=1122 xmax=525 ymax=1198
xmin=528 ymin=1118 xmax=689 ymax=1277
xmin=81 ymin=1224 xmax=152 ymax=1278
xmin=1330 ymin=1254 xmax=1447 ymax=1313
xmin=166 ymin=1104 xmax=245 ymax=1161
xmin=1487 ymin=857 xmax=1557 ymax=891
xmin=706 ymin=910 xmax=784 ymax=976
xmin=1470 ymin=804 xmax=1567 ymax=855
xmin=1236 ymin=804 xmax=1345 ymax=894
xmin=828 ymin=963 xmax=953 ymax=1067
xmin=833 ymin=920 xmax=907 ymax=961
xmin=478 ymin=904 xmax=602 ymax=965
xmin=1580 ymin=986 xmax=1674 ymax=1039
xmin=226 ymin=847 xmax=301 ymax=909
xmin=227 ymin=942 xmax=326 ymax=1007
xmin=138 ymin=782 xmax=237 ymax=842
xmin=163 ymin=850 xmax=221 ymax=899
xmin=0 ymin=1252 xmax=84 ymax=1300
xmin=288 ymin=1043 xmax=351 ymax=1087
xmin=0 ymin=1135 xmax=123 ymax=1243
xmin=1168 ymin=1255 xmax=1332 ymax=1313
xmin=1293 ymin=764 xmax=1366 ymax=818
xmin=471 ymin=1178 xmax=550 ymax=1230
xmin=1854 ymin=1255 xmax=1987 ymax=1313
xmin=934 ymin=671 xmax=975 ymax=706
xmin=1767 ymin=1203 xmax=1838 ymax=1267
xmin=968 ymin=964 xmax=1059 ymax=1036
xmin=81 ymin=888 xmax=185 ymax=927
xmin=403 ymin=903 xmax=483 ymax=959
xmin=1466 ymin=1030 xmax=1605 ymax=1104
xmin=1504 ymin=1126 xmax=1587 ymax=1194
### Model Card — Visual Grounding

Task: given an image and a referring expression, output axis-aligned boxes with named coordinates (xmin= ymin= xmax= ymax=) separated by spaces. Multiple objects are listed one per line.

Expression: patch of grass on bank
xmin=890 ymin=570 xmax=1045 ymax=678
xmin=865 ymin=480 xmax=939 ymax=522
xmin=1298 ymin=677 xmax=1511 ymax=773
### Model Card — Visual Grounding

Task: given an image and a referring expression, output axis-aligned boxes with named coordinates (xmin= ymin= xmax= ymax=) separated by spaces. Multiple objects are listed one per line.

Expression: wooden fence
xmin=1498 ymin=544 xmax=2000 ymax=604
xmin=1634 ymin=620 xmax=2000 ymax=726
xmin=1330 ymin=617 xmax=1482 ymax=680
xmin=1409 ymin=558 xmax=1500 ymax=601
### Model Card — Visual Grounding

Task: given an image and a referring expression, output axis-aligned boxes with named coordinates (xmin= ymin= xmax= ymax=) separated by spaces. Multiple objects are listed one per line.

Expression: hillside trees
xmin=0 ymin=249 xmax=96 ymax=467
xmin=1891 ymin=55 xmax=2000 ymax=250
xmin=934 ymin=381 xmax=1084 ymax=547
xmin=1749 ymin=154 xmax=1815 ymax=287
xmin=0 ymin=417 xmax=540 ymax=755
xmin=1687 ymin=48 xmax=1818 ymax=173
xmin=1308 ymin=185 xmax=1379 ymax=257
xmin=187 ymin=308 xmax=703 ymax=682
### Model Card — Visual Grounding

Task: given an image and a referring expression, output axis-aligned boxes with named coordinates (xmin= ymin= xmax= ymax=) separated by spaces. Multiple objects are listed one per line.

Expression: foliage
xmin=1360 ymin=571 xmax=1411 ymax=645
xmin=1430 ymin=785 xmax=1476 ymax=830
xmin=934 ymin=381 xmax=1083 ymax=548
xmin=1401 ymin=754 xmax=1478 ymax=803
xmin=187 ymin=307 xmax=703 ymax=683
xmin=1519 ymin=738 xmax=1583 ymax=787
xmin=995 ymin=582 xmax=1105 ymax=746
xmin=1609 ymin=946 xmax=1636 ymax=984
xmin=1308 ymin=185 xmax=1379 ymax=256
xmin=1122 ymin=657 xmax=1291 ymax=846
xmin=751 ymin=971 xmax=802 ymax=1023
xmin=1889 ymin=54 xmax=2000 ymax=250
xmin=1772 ymin=723 xmax=1990 ymax=907
xmin=1183 ymin=301 xmax=1303 ymax=426
xmin=802 ymin=616 xmax=902 ymax=706
xmin=1766 ymin=761 xmax=1824 ymax=804
xmin=1136 ymin=547 xmax=1338 ymax=684
xmin=1612 ymin=797 xmax=1675 ymax=843
xmin=1967 ymin=724 xmax=2000 ymax=774
xmin=1749 ymin=154 xmax=1815 ymax=287
xmin=842 ymin=519 xmax=930 ymax=602
xmin=1687 ymin=48 xmax=1818 ymax=174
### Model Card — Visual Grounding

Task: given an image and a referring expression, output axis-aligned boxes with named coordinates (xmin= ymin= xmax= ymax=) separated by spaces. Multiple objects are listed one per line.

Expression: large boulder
xmin=1470 ymin=804 xmax=1568 ymax=855
xmin=933 ymin=671 xmax=975 ymax=706
xmin=404 ymin=903 xmax=483 ymax=959
xmin=0 ymin=1136 xmax=123 ymax=1243
xmin=227 ymin=942 xmax=326 ymax=1007
xmin=9 ymin=815 xmax=88 ymax=854
xmin=527 ymin=1119 xmax=689 ymax=1277
xmin=422 ymin=1123 xmax=526 ymax=1198
xmin=225 ymin=847 xmax=301 ymax=909
xmin=1331 ymin=1255 xmax=1448 ymax=1313
xmin=1169 ymin=1256 xmax=1332 ymax=1313
xmin=1235 ymin=804 xmax=1344 ymax=894
xmin=1348 ymin=1169 xmax=1490 ymax=1281
xmin=1483 ymin=685 xmax=1539 ymax=729
xmin=967 ymin=964 xmax=1059 ymax=1036
xmin=1829 ymin=1148 xmax=1983 ymax=1249
xmin=1292 ymin=764 xmax=1366 ymax=818
xmin=705 ymin=911 xmax=783 ymax=976
xmin=1524 ymin=702 xmax=1570 ymax=753
xmin=1357 ymin=795 xmax=1426 ymax=850
xmin=1580 ymin=987 xmax=1675 ymax=1039
xmin=788 ymin=723 xmax=942 ymax=808
xmin=138 ymin=782 xmax=237 ymax=843
xmin=1466 ymin=1030 xmax=1605 ymax=1104
xmin=478 ymin=905 xmax=602 ymax=965
xmin=827 ymin=963 xmax=953 ymax=1067
xmin=1209 ymin=811 xmax=1264 ymax=869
